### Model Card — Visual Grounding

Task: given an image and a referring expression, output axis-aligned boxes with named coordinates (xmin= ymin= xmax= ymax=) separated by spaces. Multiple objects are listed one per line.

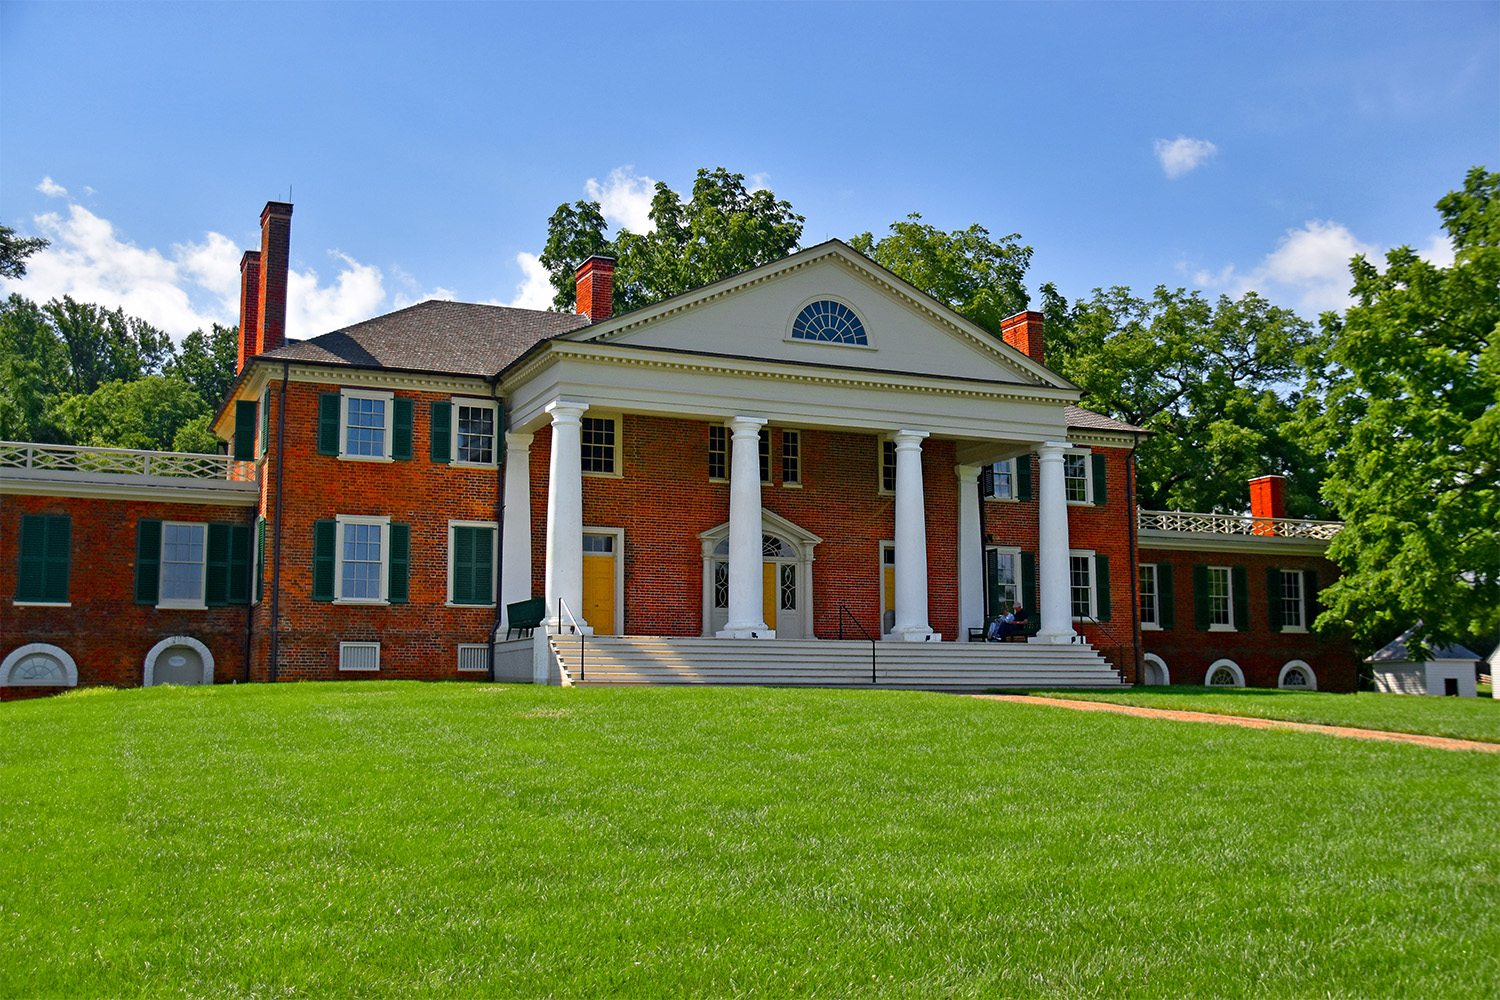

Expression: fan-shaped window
xmin=1278 ymin=660 xmax=1317 ymax=691
xmin=791 ymin=300 xmax=867 ymax=345
xmin=2 ymin=643 xmax=78 ymax=688
xmin=1205 ymin=659 xmax=1245 ymax=687
xmin=762 ymin=535 xmax=788 ymax=557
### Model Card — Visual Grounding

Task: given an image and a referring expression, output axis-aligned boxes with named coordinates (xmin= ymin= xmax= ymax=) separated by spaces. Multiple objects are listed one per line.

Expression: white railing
xmin=1138 ymin=508 xmax=1342 ymax=541
xmin=0 ymin=441 xmax=258 ymax=485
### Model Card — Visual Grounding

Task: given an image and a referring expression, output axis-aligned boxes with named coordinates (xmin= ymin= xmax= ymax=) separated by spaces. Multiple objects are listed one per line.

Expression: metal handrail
xmin=836 ymin=605 xmax=877 ymax=684
xmin=1072 ymin=614 xmax=1133 ymax=677
xmin=1138 ymin=508 xmax=1341 ymax=540
xmin=0 ymin=440 xmax=257 ymax=483
xmin=554 ymin=598 xmax=585 ymax=683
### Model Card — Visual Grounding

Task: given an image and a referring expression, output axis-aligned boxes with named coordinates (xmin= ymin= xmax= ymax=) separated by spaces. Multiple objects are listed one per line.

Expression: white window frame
xmin=985 ymin=458 xmax=1017 ymax=501
xmin=581 ymin=413 xmax=622 ymax=478
xmin=1064 ymin=448 xmax=1093 ymax=505
xmin=1280 ymin=569 xmax=1307 ymax=633
xmin=451 ymin=397 xmax=499 ymax=468
xmin=1142 ymin=653 xmax=1170 ymax=686
xmin=582 ymin=525 xmax=626 ymax=636
xmin=985 ymin=545 xmax=1021 ymax=618
xmin=457 ymin=644 xmax=490 ymax=673
xmin=1069 ymin=549 xmax=1096 ymax=620
xmin=339 ymin=641 xmax=381 ymax=672
xmin=334 ymin=515 xmax=391 ymax=605
xmin=447 ymin=519 xmax=498 ymax=607
xmin=1205 ymin=658 xmax=1245 ymax=687
xmin=781 ymin=429 xmax=801 ymax=487
xmin=878 ymin=439 xmax=896 ymax=495
xmin=1139 ymin=562 xmax=1160 ymax=630
xmin=1278 ymin=660 xmax=1317 ymax=690
xmin=758 ymin=427 xmax=772 ymax=483
xmin=158 ymin=520 xmax=208 ymax=610
xmin=708 ymin=424 xmax=728 ymax=482
xmin=340 ymin=388 xmax=394 ymax=463
xmin=1208 ymin=565 xmax=1234 ymax=631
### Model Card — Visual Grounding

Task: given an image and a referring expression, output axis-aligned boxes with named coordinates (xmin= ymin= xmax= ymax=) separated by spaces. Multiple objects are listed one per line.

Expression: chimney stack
xmin=1249 ymin=475 xmax=1287 ymax=536
xmin=1000 ymin=310 xmax=1045 ymax=364
xmin=236 ymin=250 xmax=262 ymax=374
xmin=256 ymin=201 xmax=294 ymax=357
xmin=575 ymin=255 xmax=616 ymax=322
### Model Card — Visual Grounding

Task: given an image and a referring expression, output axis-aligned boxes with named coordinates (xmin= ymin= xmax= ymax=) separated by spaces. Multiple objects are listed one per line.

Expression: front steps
xmin=549 ymin=636 xmax=1125 ymax=690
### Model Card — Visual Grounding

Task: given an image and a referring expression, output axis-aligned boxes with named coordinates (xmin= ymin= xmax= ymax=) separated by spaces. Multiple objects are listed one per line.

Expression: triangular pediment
xmin=564 ymin=242 xmax=1074 ymax=389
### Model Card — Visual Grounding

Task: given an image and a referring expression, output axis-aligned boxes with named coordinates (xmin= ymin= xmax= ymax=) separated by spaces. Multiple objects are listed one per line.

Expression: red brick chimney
xmin=575 ymin=255 xmax=616 ymax=322
xmin=1250 ymin=475 xmax=1287 ymax=536
xmin=236 ymin=250 xmax=262 ymax=374
xmin=1000 ymin=311 xmax=1045 ymax=364
xmin=256 ymin=201 xmax=293 ymax=356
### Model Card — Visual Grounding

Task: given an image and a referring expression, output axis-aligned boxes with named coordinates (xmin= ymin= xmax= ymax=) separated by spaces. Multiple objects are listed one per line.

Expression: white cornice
xmin=215 ymin=362 xmax=493 ymax=436
xmin=1066 ymin=430 xmax=1140 ymax=450
xmin=1 ymin=478 xmax=260 ymax=507
xmin=1137 ymin=529 xmax=1329 ymax=556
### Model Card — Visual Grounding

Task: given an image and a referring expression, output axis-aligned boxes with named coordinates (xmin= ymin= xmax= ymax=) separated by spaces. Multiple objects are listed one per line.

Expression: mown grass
xmin=1019 ymin=685 xmax=1500 ymax=743
xmin=3 ymin=681 xmax=1497 ymax=998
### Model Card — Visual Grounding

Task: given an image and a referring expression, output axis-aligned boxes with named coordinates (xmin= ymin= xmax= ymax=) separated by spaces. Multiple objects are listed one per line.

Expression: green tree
xmin=168 ymin=322 xmax=239 ymax=406
xmin=540 ymin=168 xmax=804 ymax=315
xmin=171 ymin=413 xmax=222 ymax=454
xmin=0 ymin=294 xmax=71 ymax=441
xmin=1040 ymin=284 xmax=1327 ymax=515
xmin=47 ymin=376 xmax=207 ymax=452
xmin=45 ymin=295 xmax=174 ymax=394
xmin=0 ymin=223 xmax=48 ymax=279
xmin=849 ymin=215 xmax=1033 ymax=335
xmin=1313 ymin=167 xmax=1499 ymax=652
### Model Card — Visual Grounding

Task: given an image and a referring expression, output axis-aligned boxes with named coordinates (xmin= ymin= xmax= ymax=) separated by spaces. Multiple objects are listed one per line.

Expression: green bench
xmin=968 ymin=617 xmax=1040 ymax=642
xmin=505 ymin=597 xmax=546 ymax=640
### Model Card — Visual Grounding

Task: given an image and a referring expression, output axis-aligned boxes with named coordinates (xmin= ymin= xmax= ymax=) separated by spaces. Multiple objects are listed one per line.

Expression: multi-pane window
xmin=1208 ymin=567 xmax=1233 ymax=628
xmin=581 ymin=417 xmax=616 ymax=474
xmin=15 ymin=514 xmax=70 ymax=604
xmin=781 ymin=430 xmax=800 ymax=485
xmin=1064 ymin=453 xmax=1089 ymax=502
xmin=346 ymin=396 xmax=386 ymax=458
xmin=1139 ymin=563 xmax=1158 ymax=626
xmin=759 ymin=428 xmax=771 ymax=483
xmin=1070 ymin=554 xmax=1094 ymax=619
xmin=881 ymin=440 xmax=896 ymax=493
xmin=987 ymin=460 xmax=1014 ymax=500
xmin=1281 ymin=570 xmax=1304 ymax=629
xmin=790 ymin=300 xmax=867 ymax=345
xmin=456 ymin=404 xmax=495 ymax=464
xmin=160 ymin=523 xmax=207 ymax=607
xmin=342 ymin=522 xmax=383 ymax=601
xmin=708 ymin=425 xmax=727 ymax=479
xmin=780 ymin=564 xmax=796 ymax=610
xmin=987 ymin=550 xmax=1018 ymax=615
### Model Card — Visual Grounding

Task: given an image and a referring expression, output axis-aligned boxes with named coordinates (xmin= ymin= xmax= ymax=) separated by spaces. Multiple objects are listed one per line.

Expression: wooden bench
xmin=505 ymin=597 xmax=546 ymax=640
xmin=968 ymin=617 xmax=1040 ymax=642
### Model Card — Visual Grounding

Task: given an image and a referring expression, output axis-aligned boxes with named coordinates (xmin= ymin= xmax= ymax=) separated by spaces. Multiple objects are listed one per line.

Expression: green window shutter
xmin=16 ymin=514 xmax=47 ymax=602
xmin=312 ymin=520 xmax=336 ymax=601
xmin=984 ymin=548 xmax=1002 ymax=617
xmin=43 ymin=516 xmax=70 ymax=603
xmin=1017 ymin=454 xmax=1033 ymax=502
xmin=430 ymin=402 xmax=451 ymax=464
xmin=234 ymin=400 xmax=257 ymax=461
xmin=1092 ymin=454 xmax=1107 ymax=505
xmin=259 ymin=388 xmax=270 ymax=458
xmin=135 ymin=519 xmax=162 ymax=605
xmin=256 ymin=518 xmax=266 ymax=602
xmin=228 ymin=524 xmax=251 ymax=605
xmin=1157 ymin=563 xmax=1175 ymax=629
xmin=388 ymin=523 xmax=410 ymax=604
xmin=1192 ymin=565 xmax=1210 ymax=630
xmin=206 ymin=523 xmax=231 ymax=606
xmin=392 ymin=398 xmax=413 ymax=461
xmin=1232 ymin=566 xmax=1250 ymax=632
xmin=473 ymin=526 xmax=493 ymax=605
xmin=453 ymin=526 xmax=475 ymax=604
xmin=1267 ymin=567 xmax=1284 ymax=632
xmin=317 ymin=393 xmax=341 ymax=455
xmin=979 ymin=465 xmax=995 ymax=500
xmin=1095 ymin=553 xmax=1111 ymax=621
xmin=1020 ymin=551 xmax=1037 ymax=620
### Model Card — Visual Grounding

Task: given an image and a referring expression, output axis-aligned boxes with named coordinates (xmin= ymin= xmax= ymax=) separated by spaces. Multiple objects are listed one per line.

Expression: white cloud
xmin=1154 ymin=136 xmax=1218 ymax=179
xmin=1197 ymin=219 xmax=1378 ymax=314
xmin=504 ymin=251 xmax=555 ymax=310
xmin=391 ymin=286 xmax=456 ymax=311
xmin=1419 ymin=232 xmax=1456 ymax=268
xmin=585 ymin=166 xmax=656 ymax=233
xmin=36 ymin=176 xmax=67 ymax=198
xmin=746 ymin=172 xmax=771 ymax=193
xmin=288 ymin=252 xmax=387 ymax=337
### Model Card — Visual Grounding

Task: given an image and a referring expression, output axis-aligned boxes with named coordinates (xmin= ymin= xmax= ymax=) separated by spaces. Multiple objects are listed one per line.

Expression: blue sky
xmin=2 ymin=1 xmax=1495 ymax=341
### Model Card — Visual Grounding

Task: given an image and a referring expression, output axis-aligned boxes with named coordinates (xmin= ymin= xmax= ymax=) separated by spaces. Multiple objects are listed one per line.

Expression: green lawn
xmin=1019 ymin=685 xmax=1500 ymax=743
xmin=3 ymin=682 xmax=1497 ymax=998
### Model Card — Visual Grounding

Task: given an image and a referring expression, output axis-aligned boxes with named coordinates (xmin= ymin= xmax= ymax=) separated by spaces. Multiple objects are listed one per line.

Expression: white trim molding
xmin=1 ymin=643 xmax=78 ymax=687
xmin=1278 ymin=660 xmax=1318 ymax=691
xmin=1205 ymin=659 xmax=1245 ymax=687
xmin=143 ymin=636 xmax=215 ymax=687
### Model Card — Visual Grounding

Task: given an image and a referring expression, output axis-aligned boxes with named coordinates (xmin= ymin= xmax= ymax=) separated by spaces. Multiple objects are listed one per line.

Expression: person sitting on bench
xmin=986 ymin=606 xmax=1028 ymax=641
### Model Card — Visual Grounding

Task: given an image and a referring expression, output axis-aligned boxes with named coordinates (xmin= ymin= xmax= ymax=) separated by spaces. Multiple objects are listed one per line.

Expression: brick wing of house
xmin=0 ymin=202 xmax=1358 ymax=695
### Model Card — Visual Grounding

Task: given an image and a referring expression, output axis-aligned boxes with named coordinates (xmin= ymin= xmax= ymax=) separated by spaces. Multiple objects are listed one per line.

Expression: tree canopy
xmin=0 ymin=222 xmax=48 ymax=279
xmin=540 ymin=168 xmax=804 ymax=315
xmin=1311 ymin=167 xmax=1499 ymax=652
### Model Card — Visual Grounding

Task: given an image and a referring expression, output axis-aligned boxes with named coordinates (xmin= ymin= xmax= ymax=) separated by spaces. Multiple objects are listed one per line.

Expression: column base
xmin=1029 ymin=631 xmax=1077 ymax=645
xmin=716 ymin=628 xmax=776 ymax=639
xmin=884 ymin=631 xmax=943 ymax=642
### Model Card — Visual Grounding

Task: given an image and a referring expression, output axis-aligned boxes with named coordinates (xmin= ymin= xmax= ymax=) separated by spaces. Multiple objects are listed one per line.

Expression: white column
xmin=889 ymin=430 xmax=938 ymax=641
xmin=543 ymin=400 xmax=590 ymax=633
xmin=1032 ymin=442 xmax=1077 ymax=644
xmin=720 ymin=416 xmax=771 ymax=637
xmin=499 ymin=431 xmax=533 ymax=633
xmin=955 ymin=463 xmax=984 ymax=641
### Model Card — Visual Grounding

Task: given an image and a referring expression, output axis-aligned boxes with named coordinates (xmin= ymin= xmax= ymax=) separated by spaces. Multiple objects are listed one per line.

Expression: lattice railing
xmin=1138 ymin=508 xmax=1342 ymax=540
xmin=0 ymin=441 xmax=258 ymax=484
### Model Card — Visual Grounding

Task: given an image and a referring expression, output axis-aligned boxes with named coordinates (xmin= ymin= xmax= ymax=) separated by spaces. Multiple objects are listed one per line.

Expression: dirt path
xmin=979 ymin=694 xmax=1500 ymax=753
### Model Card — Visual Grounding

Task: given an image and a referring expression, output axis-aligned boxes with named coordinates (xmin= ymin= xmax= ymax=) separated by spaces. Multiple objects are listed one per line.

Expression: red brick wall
xmin=1138 ymin=546 xmax=1358 ymax=692
xmin=1 ymin=494 xmax=254 ymax=693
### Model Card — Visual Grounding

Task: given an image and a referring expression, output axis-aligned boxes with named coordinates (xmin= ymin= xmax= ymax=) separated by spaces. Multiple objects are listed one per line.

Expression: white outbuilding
xmin=1366 ymin=626 xmax=1480 ymax=697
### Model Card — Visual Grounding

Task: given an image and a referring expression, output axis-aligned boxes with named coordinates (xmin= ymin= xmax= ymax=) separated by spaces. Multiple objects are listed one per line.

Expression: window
xmin=454 ymin=400 xmax=496 ymax=465
xmin=790 ymin=300 xmax=867 ymax=345
xmin=1070 ymin=553 xmax=1094 ymax=619
xmin=781 ymin=430 xmax=801 ymax=485
xmin=713 ymin=561 xmax=729 ymax=609
xmin=984 ymin=459 xmax=1015 ymax=500
xmin=134 ymin=519 xmax=250 ymax=609
xmin=1064 ymin=453 xmax=1089 ymax=503
xmin=1279 ymin=660 xmax=1317 ymax=690
xmin=314 ymin=516 xmax=409 ymax=605
xmin=1280 ymin=570 xmax=1305 ymax=631
xmin=880 ymin=439 xmax=896 ymax=493
xmin=780 ymin=564 xmax=796 ymax=610
xmin=15 ymin=514 xmax=70 ymax=605
xmin=759 ymin=428 xmax=771 ymax=483
xmin=159 ymin=522 xmax=208 ymax=608
xmin=708 ymin=425 xmax=727 ymax=479
xmin=448 ymin=521 xmax=496 ymax=606
xmin=1 ymin=643 xmax=77 ymax=688
xmin=582 ymin=416 xmax=616 ymax=474
xmin=1139 ymin=563 xmax=1158 ymax=628
xmin=1205 ymin=659 xmax=1245 ymax=687
xmin=339 ymin=642 xmax=380 ymax=672
xmin=345 ymin=390 xmax=389 ymax=460
xmin=342 ymin=522 xmax=384 ymax=601
xmin=1208 ymin=566 xmax=1233 ymax=629
xmin=985 ymin=548 xmax=1019 ymax=616
xmin=318 ymin=389 xmax=411 ymax=462
xmin=457 ymin=644 xmax=490 ymax=673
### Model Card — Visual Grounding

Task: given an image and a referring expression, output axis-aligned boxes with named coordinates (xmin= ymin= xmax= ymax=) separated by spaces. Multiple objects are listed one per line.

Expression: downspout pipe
xmin=488 ymin=377 xmax=505 ymax=683
xmin=268 ymin=361 xmax=289 ymax=683
xmin=1126 ymin=432 xmax=1142 ymax=685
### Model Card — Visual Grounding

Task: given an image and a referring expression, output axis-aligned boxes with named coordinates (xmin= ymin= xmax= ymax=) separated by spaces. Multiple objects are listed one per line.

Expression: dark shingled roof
xmin=257 ymin=300 xmax=593 ymax=377
xmin=1065 ymin=405 xmax=1147 ymax=434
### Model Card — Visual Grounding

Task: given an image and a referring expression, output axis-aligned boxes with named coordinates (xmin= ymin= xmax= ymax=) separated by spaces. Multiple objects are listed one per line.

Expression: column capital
xmin=504 ymin=430 xmax=534 ymax=449
xmin=726 ymin=415 xmax=768 ymax=436
xmin=892 ymin=429 xmax=929 ymax=449
xmin=544 ymin=398 xmax=589 ymax=424
xmin=1036 ymin=440 xmax=1073 ymax=459
xmin=954 ymin=463 xmax=982 ymax=485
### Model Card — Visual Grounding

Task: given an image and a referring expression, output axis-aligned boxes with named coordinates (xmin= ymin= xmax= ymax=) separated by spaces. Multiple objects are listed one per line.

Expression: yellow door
xmin=763 ymin=562 xmax=777 ymax=622
xmin=582 ymin=535 xmax=616 ymax=635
